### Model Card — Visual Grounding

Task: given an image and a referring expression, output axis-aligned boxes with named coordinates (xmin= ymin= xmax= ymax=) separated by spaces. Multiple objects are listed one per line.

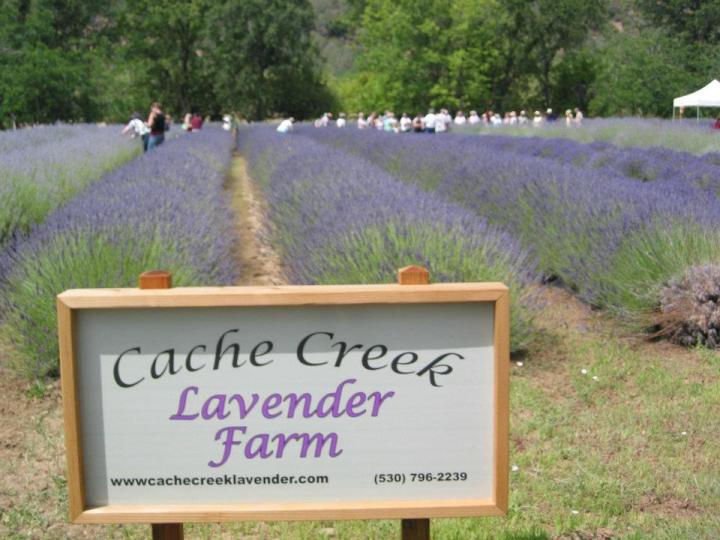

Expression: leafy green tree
xmin=589 ymin=28 xmax=698 ymax=117
xmin=635 ymin=0 xmax=720 ymax=45
xmin=343 ymin=0 xmax=499 ymax=114
xmin=491 ymin=0 xmax=606 ymax=110
xmin=207 ymin=0 xmax=332 ymax=120
xmin=120 ymin=0 xmax=217 ymax=117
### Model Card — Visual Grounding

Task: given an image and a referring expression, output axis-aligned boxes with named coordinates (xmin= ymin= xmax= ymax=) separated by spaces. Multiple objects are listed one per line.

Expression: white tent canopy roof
xmin=673 ymin=80 xmax=720 ymax=108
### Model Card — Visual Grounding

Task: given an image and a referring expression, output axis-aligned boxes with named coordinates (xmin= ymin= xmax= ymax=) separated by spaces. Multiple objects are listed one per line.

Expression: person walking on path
xmin=147 ymin=102 xmax=166 ymax=151
xmin=121 ymin=112 xmax=151 ymax=152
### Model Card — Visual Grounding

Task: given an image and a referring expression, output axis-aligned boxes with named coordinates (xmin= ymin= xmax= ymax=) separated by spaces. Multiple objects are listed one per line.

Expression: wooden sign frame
xmin=58 ymin=282 xmax=509 ymax=525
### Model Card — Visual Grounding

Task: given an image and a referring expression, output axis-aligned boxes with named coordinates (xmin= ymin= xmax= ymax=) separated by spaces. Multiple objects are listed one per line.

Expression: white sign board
xmin=58 ymin=284 xmax=509 ymax=523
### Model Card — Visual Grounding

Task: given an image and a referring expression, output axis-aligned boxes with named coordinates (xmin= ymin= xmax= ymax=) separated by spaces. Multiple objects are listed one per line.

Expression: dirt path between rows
xmin=228 ymin=156 xmax=287 ymax=286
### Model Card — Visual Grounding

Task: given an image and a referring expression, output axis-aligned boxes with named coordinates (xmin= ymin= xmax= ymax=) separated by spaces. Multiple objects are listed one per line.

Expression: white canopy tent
xmin=673 ymin=79 xmax=720 ymax=121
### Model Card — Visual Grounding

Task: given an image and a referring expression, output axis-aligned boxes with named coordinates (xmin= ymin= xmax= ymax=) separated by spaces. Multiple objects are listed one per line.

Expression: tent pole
xmin=672 ymin=107 xmax=675 ymax=121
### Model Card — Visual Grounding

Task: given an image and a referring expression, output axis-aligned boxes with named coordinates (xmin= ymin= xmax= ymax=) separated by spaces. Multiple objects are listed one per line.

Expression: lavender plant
xmin=0 ymin=124 xmax=140 ymax=243
xmin=657 ymin=264 xmax=720 ymax=347
xmin=0 ymin=128 xmax=238 ymax=378
xmin=464 ymin=117 xmax=720 ymax=155
xmin=239 ymin=127 xmax=540 ymax=353
xmin=300 ymin=127 xmax=720 ymax=342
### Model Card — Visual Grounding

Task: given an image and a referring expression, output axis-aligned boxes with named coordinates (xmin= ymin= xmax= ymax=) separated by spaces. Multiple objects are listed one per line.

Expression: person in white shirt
xmin=532 ymin=111 xmax=544 ymax=127
xmin=468 ymin=110 xmax=480 ymax=124
xmin=357 ymin=112 xmax=368 ymax=129
xmin=574 ymin=108 xmax=584 ymax=125
xmin=121 ymin=112 xmax=151 ymax=152
xmin=400 ymin=112 xmax=412 ymax=132
xmin=337 ymin=113 xmax=346 ymax=128
xmin=277 ymin=117 xmax=294 ymax=133
xmin=423 ymin=108 xmax=437 ymax=133
xmin=454 ymin=110 xmax=467 ymax=125
xmin=491 ymin=113 xmax=502 ymax=126
xmin=434 ymin=108 xmax=451 ymax=133
xmin=519 ymin=110 xmax=529 ymax=124
xmin=509 ymin=111 xmax=517 ymax=125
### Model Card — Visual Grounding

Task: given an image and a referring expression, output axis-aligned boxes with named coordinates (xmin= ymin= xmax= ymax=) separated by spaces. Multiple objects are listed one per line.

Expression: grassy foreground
xmin=0 ymin=288 xmax=718 ymax=539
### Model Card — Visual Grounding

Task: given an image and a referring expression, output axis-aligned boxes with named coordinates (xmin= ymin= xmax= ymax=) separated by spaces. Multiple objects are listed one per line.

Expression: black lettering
xmin=215 ymin=329 xmax=244 ymax=369
xmin=417 ymin=353 xmax=464 ymax=387
xmin=113 ymin=347 xmax=144 ymax=388
xmin=297 ymin=332 xmax=333 ymax=366
xmin=391 ymin=352 xmax=419 ymax=374
xmin=185 ymin=344 xmax=206 ymax=372
xmin=250 ymin=340 xmax=274 ymax=366
xmin=151 ymin=349 xmax=181 ymax=379
xmin=331 ymin=341 xmax=364 ymax=367
xmin=361 ymin=345 xmax=388 ymax=370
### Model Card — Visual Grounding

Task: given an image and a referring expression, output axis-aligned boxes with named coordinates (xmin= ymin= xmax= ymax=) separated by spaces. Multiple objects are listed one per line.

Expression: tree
xmin=208 ymin=0 xmax=332 ymax=120
xmin=635 ymin=0 xmax=720 ymax=45
xmin=343 ymin=0 xmax=499 ymax=114
xmin=120 ymin=0 xmax=216 ymax=116
xmin=491 ymin=0 xmax=606 ymax=110
xmin=589 ymin=28 xmax=698 ymax=117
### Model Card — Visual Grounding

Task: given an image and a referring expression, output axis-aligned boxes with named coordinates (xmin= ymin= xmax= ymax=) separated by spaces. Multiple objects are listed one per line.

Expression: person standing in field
xmin=423 ymin=108 xmax=437 ymax=133
xmin=146 ymin=102 xmax=166 ymax=151
xmin=121 ymin=112 xmax=150 ymax=152
xmin=574 ymin=108 xmax=584 ymax=125
xmin=337 ymin=113 xmax=347 ymax=128
xmin=412 ymin=113 xmax=424 ymax=132
xmin=454 ymin=110 xmax=467 ymax=125
xmin=357 ymin=112 xmax=368 ymax=129
xmin=468 ymin=110 xmax=480 ymax=124
xmin=190 ymin=113 xmax=203 ymax=130
xmin=400 ymin=112 xmax=412 ymax=132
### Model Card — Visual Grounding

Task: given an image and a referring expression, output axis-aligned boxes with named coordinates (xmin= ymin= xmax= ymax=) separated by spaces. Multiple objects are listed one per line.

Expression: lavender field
xmin=300 ymin=126 xmax=720 ymax=345
xmin=467 ymin=118 xmax=720 ymax=155
xmin=0 ymin=127 xmax=237 ymax=378
xmin=0 ymin=122 xmax=719 ymax=540
xmin=0 ymin=124 xmax=141 ymax=243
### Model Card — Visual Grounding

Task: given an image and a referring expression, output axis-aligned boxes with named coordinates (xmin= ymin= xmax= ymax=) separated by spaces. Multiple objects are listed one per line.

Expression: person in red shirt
xmin=713 ymin=116 xmax=720 ymax=130
xmin=190 ymin=113 xmax=203 ymax=130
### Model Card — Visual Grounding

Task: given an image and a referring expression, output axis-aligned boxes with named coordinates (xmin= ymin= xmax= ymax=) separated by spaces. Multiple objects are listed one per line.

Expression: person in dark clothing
xmin=147 ymin=102 xmax=166 ymax=151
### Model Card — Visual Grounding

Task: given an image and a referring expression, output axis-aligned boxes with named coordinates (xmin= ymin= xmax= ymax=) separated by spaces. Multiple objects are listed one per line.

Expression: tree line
xmin=0 ymin=0 xmax=333 ymax=127
xmin=1 ymin=0 xmax=719 ymax=127
xmin=333 ymin=0 xmax=720 ymax=118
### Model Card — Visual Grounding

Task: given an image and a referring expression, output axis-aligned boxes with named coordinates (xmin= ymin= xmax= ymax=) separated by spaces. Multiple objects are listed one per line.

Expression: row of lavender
xmin=302 ymin=127 xmax=720 ymax=345
xmin=475 ymin=134 xmax=720 ymax=192
xmin=0 ymin=124 xmax=142 ymax=244
xmin=0 ymin=128 xmax=238 ymax=378
xmin=238 ymin=126 xmax=540 ymax=353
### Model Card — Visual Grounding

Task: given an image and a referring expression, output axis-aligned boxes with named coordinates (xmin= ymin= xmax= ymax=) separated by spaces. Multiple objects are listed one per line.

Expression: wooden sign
xmin=58 ymin=282 xmax=509 ymax=524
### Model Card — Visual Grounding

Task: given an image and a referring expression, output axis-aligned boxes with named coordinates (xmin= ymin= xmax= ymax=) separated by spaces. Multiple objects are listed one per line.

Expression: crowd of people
xmin=306 ymin=107 xmax=584 ymax=133
xmin=122 ymin=104 xmax=205 ymax=151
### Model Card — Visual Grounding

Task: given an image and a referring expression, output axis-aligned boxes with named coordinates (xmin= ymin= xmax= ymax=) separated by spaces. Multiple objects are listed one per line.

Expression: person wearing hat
xmin=546 ymin=108 xmax=557 ymax=122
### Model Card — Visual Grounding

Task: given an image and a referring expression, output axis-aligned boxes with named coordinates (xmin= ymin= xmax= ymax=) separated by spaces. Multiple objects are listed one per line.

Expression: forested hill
xmin=1 ymin=0 xmax=719 ymax=127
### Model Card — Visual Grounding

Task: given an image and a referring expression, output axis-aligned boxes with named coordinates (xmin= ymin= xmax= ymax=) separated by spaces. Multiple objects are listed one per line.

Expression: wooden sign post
xmin=58 ymin=268 xmax=509 ymax=539
xmin=398 ymin=265 xmax=431 ymax=540
xmin=139 ymin=271 xmax=183 ymax=540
